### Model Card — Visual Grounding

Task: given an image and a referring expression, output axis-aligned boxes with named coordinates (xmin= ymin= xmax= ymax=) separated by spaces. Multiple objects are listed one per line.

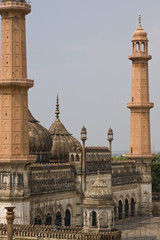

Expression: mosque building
xmin=0 ymin=0 xmax=157 ymax=231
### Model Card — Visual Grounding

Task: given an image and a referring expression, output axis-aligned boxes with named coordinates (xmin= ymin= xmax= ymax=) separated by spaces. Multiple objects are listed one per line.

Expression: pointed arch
xmin=118 ymin=200 xmax=123 ymax=220
xmin=125 ymin=198 xmax=129 ymax=218
xmin=65 ymin=209 xmax=71 ymax=226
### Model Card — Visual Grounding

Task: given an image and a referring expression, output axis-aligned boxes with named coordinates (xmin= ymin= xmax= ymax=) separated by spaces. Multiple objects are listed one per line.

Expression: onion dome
xmin=28 ymin=110 xmax=52 ymax=163
xmin=49 ymin=96 xmax=81 ymax=162
xmin=133 ymin=13 xmax=147 ymax=40
xmin=84 ymin=173 xmax=112 ymax=201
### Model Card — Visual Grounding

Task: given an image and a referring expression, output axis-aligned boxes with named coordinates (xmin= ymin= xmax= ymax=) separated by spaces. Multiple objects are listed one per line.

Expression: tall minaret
xmin=0 ymin=0 xmax=34 ymax=162
xmin=126 ymin=14 xmax=154 ymax=215
xmin=0 ymin=0 xmax=35 ymax=224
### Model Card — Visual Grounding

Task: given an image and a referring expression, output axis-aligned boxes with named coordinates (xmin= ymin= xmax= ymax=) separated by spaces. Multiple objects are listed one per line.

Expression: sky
xmin=23 ymin=0 xmax=160 ymax=153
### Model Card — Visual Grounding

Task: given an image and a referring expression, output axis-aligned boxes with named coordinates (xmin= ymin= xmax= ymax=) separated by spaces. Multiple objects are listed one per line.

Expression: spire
xmin=55 ymin=95 xmax=60 ymax=120
xmin=138 ymin=13 xmax=142 ymax=28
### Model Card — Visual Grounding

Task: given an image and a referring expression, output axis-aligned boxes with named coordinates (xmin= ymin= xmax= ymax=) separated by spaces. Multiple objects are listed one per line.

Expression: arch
xmin=131 ymin=198 xmax=135 ymax=217
xmin=70 ymin=154 xmax=74 ymax=161
xmin=118 ymin=200 xmax=123 ymax=220
xmin=136 ymin=42 xmax=139 ymax=51
xmin=92 ymin=211 xmax=97 ymax=227
xmin=114 ymin=204 xmax=117 ymax=222
xmin=75 ymin=154 xmax=79 ymax=161
xmin=125 ymin=199 xmax=129 ymax=218
xmin=34 ymin=215 xmax=42 ymax=225
xmin=152 ymin=205 xmax=159 ymax=216
xmin=65 ymin=209 xmax=71 ymax=226
xmin=141 ymin=42 xmax=145 ymax=52
xmin=45 ymin=213 xmax=52 ymax=225
xmin=55 ymin=211 xmax=62 ymax=227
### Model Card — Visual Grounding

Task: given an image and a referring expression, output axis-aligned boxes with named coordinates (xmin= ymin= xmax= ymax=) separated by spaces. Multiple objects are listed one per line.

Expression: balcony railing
xmin=0 ymin=1 xmax=31 ymax=9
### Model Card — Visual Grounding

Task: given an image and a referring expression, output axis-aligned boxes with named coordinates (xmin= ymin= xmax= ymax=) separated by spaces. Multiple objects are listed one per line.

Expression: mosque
xmin=0 ymin=0 xmax=157 ymax=232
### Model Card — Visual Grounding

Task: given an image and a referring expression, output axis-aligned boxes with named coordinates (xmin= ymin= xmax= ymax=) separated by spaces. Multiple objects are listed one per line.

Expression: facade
xmin=0 ymin=0 xmax=156 ymax=235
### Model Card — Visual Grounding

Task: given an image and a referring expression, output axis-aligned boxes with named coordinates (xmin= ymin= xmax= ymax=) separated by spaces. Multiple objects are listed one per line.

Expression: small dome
xmin=28 ymin=110 xmax=52 ymax=158
xmin=49 ymin=119 xmax=81 ymax=161
xmin=85 ymin=175 xmax=112 ymax=200
xmin=49 ymin=96 xmax=81 ymax=162
xmin=133 ymin=25 xmax=147 ymax=39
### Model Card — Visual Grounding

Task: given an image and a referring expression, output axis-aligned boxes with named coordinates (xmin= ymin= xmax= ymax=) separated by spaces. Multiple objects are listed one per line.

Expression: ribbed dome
xmin=133 ymin=25 xmax=147 ymax=39
xmin=28 ymin=110 xmax=52 ymax=162
xmin=133 ymin=15 xmax=147 ymax=40
xmin=49 ymin=96 xmax=81 ymax=161
xmin=49 ymin=119 xmax=81 ymax=161
xmin=85 ymin=175 xmax=112 ymax=200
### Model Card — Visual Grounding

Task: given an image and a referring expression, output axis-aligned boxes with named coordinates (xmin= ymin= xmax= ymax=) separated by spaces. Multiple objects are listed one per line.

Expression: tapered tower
xmin=126 ymin=14 xmax=154 ymax=158
xmin=0 ymin=0 xmax=34 ymax=162
xmin=0 ymin=0 xmax=35 ymax=224
xmin=126 ymin=15 xmax=154 ymax=215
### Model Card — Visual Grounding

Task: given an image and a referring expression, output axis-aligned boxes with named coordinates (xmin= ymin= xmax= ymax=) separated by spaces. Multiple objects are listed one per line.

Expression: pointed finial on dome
xmin=139 ymin=13 xmax=141 ymax=27
xmin=55 ymin=94 xmax=60 ymax=120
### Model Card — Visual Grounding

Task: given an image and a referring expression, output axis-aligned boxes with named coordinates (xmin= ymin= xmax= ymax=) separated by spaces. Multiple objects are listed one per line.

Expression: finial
xmin=139 ymin=13 xmax=141 ymax=26
xmin=97 ymin=169 xmax=100 ymax=177
xmin=55 ymin=95 xmax=60 ymax=119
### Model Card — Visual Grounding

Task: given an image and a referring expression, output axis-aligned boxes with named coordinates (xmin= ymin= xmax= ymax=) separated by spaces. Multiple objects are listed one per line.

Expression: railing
xmin=0 ymin=1 xmax=31 ymax=9
xmin=0 ymin=224 xmax=121 ymax=240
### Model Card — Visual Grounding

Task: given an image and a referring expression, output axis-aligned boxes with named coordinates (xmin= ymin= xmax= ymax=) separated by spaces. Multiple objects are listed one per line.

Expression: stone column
xmin=5 ymin=207 xmax=15 ymax=240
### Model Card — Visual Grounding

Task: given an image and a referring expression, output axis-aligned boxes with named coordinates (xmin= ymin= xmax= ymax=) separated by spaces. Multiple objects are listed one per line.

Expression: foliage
xmin=112 ymin=156 xmax=127 ymax=161
xmin=151 ymin=153 xmax=160 ymax=192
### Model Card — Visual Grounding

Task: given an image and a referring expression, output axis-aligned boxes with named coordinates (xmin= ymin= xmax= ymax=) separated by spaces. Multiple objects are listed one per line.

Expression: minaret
xmin=126 ymin=14 xmax=154 ymax=158
xmin=0 ymin=0 xmax=35 ymax=224
xmin=126 ymin=14 xmax=154 ymax=215
xmin=0 ymin=0 xmax=34 ymax=162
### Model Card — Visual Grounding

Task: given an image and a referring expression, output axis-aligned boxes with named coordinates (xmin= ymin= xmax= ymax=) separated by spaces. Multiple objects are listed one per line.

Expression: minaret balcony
xmin=0 ymin=78 xmax=34 ymax=87
xmin=127 ymin=102 xmax=154 ymax=110
xmin=0 ymin=1 xmax=31 ymax=14
xmin=129 ymin=53 xmax=152 ymax=61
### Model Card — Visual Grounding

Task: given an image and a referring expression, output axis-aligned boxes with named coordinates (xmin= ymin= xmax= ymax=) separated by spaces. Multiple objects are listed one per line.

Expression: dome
xmin=28 ymin=110 xmax=52 ymax=162
xmin=133 ymin=25 xmax=147 ymax=39
xmin=49 ymin=96 xmax=81 ymax=162
xmin=85 ymin=175 xmax=112 ymax=200
xmin=132 ymin=15 xmax=147 ymax=40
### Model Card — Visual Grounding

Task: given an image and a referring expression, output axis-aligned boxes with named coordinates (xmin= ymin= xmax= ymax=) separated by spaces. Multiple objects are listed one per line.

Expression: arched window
xmin=55 ymin=211 xmax=62 ymax=227
xmin=114 ymin=205 xmax=117 ymax=221
xmin=75 ymin=154 xmax=79 ymax=161
xmin=118 ymin=200 xmax=122 ymax=220
xmin=92 ymin=211 xmax=97 ymax=227
xmin=65 ymin=209 xmax=71 ymax=226
xmin=141 ymin=42 xmax=145 ymax=52
xmin=125 ymin=199 xmax=129 ymax=218
xmin=34 ymin=215 xmax=42 ymax=225
xmin=136 ymin=42 xmax=139 ymax=51
xmin=131 ymin=198 xmax=135 ymax=217
xmin=70 ymin=154 xmax=74 ymax=161
xmin=45 ymin=213 xmax=52 ymax=225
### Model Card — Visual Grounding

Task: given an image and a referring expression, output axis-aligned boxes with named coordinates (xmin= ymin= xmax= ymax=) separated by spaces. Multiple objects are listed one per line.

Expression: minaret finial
xmin=55 ymin=94 xmax=60 ymax=120
xmin=139 ymin=13 xmax=141 ymax=26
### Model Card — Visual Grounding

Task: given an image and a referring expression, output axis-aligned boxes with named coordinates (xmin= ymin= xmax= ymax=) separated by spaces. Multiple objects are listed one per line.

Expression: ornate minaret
xmin=126 ymin=14 xmax=154 ymax=215
xmin=0 ymin=0 xmax=34 ymax=162
xmin=0 ymin=0 xmax=35 ymax=224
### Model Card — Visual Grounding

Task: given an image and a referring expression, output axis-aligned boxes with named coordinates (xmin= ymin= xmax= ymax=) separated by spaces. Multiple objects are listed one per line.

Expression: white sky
xmin=23 ymin=0 xmax=160 ymax=153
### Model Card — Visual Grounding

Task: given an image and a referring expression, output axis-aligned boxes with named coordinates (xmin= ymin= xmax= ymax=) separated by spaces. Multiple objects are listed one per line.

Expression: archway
xmin=65 ymin=209 xmax=71 ymax=226
xmin=125 ymin=199 xmax=129 ymax=218
xmin=152 ymin=205 xmax=158 ymax=216
xmin=55 ymin=211 xmax=62 ymax=227
xmin=118 ymin=200 xmax=123 ymax=220
xmin=114 ymin=205 xmax=117 ymax=221
xmin=131 ymin=198 xmax=135 ymax=217
xmin=92 ymin=211 xmax=97 ymax=226
xmin=45 ymin=213 xmax=52 ymax=225
xmin=34 ymin=215 xmax=42 ymax=225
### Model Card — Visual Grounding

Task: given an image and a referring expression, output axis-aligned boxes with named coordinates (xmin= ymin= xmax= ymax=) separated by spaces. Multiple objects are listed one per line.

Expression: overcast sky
xmin=24 ymin=0 xmax=160 ymax=153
